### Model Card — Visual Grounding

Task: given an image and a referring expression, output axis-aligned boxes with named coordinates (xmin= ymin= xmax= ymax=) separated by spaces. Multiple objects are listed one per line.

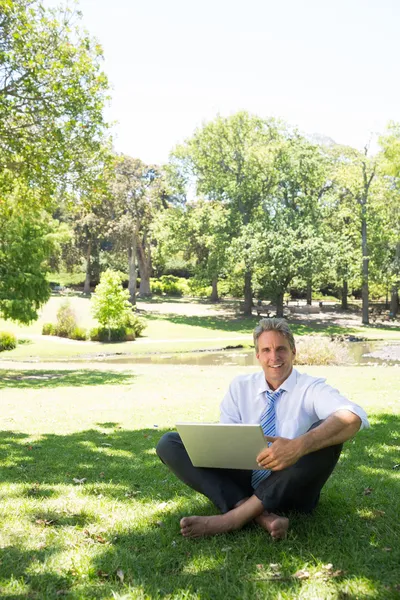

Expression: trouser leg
xmin=156 ymin=432 xmax=253 ymax=513
xmin=254 ymin=442 xmax=343 ymax=514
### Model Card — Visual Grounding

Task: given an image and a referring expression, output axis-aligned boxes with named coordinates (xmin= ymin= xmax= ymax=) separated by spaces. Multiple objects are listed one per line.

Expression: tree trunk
xmin=83 ymin=240 xmax=92 ymax=294
xmin=210 ymin=277 xmax=219 ymax=302
xmin=306 ymin=279 xmax=312 ymax=305
xmin=128 ymin=243 xmax=137 ymax=305
xmin=361 ymin=207 xmax=369 ymax=325
xmin=137 ymin=239 xmax=152 ymax=297
xmin=276 ymin=291 xmax=284 ymax=318
xmin=390 ymin=287 xmax=399 ymax=317
xmin=341 ymin=279 xmax=348 ymax=310
xmin=243 ymin=269 xmax=253 ymax=316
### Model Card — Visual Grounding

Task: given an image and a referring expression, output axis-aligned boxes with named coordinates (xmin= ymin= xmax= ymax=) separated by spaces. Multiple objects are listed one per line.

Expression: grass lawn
xmin=1 ymin=295 xmax=400 ymax=361
xmin=0 ymin=364 xmax=399 ymax=599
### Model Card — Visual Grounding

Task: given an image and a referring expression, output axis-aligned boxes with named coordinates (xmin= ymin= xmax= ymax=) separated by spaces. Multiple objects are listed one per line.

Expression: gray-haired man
xmin=157 ymin=318 xmax=369 ymax=539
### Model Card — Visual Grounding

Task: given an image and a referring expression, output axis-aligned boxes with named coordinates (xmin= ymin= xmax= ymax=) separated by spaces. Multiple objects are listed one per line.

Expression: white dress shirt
xmin=220 ymin=368 xmax=369 ymax=438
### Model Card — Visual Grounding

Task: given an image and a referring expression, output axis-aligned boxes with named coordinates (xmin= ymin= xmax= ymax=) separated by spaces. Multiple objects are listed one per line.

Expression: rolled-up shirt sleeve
xmin=309 ymin=381 xmax=369 ymax=429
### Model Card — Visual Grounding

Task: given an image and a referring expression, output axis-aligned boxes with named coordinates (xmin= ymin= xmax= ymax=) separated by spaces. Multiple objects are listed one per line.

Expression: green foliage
xmin=55 ymin=301 xmax=77 ymax=338
xmin=124 ymin=312 xmax=146 ymax=337
xmin=42 ymin=323 xmax=55 ymax=336
xmin=0 ymin=331 xmax=17 ymax=352
xmin=150 ymin=275 xmax=189 ymax=297
xmin=0 ymin=0 xmax=111 ymax=199
xmin=0 ymin=0 xmax=112 ymax=324
xmin=70 ymin=326 xmax=88 ymax=341
xmin=187 ymin=280 xmax=212 ymax=297
xmin=91 ymin=270 xmax=133 ymax=336
xmin=89 ymin=326 xmax=126 ymax=342
xmin=0 ymin=197 xmax=53 ymax=323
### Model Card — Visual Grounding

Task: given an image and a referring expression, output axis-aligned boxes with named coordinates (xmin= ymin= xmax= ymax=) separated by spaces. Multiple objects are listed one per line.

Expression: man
xmin=156 ymin=318 xmax=369 ymax=540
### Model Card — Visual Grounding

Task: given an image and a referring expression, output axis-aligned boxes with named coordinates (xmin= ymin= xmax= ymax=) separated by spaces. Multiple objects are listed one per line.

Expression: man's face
xmin=256 ymin=330 xmax=296 ymax=390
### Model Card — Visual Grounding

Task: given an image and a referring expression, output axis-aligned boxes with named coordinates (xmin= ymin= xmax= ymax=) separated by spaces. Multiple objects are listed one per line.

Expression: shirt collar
xmin=257 ymin=368 xmax=298 ymax=396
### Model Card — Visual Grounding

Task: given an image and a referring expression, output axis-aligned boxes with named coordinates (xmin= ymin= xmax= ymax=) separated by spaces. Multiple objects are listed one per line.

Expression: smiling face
xmin=256 ymin=330 xmax=296 ymax=390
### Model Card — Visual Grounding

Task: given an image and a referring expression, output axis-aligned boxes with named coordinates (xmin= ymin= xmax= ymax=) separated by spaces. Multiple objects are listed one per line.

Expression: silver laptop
xmin=175 ymin=422 xmax=266 ymax=470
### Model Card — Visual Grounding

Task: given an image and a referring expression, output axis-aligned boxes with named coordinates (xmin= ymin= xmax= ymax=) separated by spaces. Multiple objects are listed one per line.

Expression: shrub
xmin=55 ymin=300 xmax=77 ymax=337
xmin=187 ymin=279 xmax=212 ymax=298
xmin=42 ymin=323 xmax=55 ymax=336
xmin=125 ymin=328 xmax=136 ymax=341
xmin=91 ymin=270 xmax=132 ymax=340
xmin=150 ymin=275 xmax=189 ymax=297
xmin=124 ymin=312 xmax=146 ymax=337
xmin=89 ymin=327 xmax=101 ymax=341
xmin=295 ymin=336 xmax=350 ymax=366
xmin=70 ymin=326 xmax=88 ymax=341
xmin=0 ymin=332 xmax=17 ymax=352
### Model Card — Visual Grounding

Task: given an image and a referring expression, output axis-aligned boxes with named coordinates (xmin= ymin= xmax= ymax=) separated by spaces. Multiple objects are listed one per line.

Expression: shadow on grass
xmin=0 ymin=369 xmax=136 ymax=389
xmin=0 ymin=417 xmax=398 ymax=599
xmin=145 ymin=312 xmax=360 ymax=339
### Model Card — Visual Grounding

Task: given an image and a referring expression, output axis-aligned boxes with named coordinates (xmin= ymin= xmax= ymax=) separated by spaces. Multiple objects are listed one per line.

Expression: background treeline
xmin=48 ymin=113 xmax=400 ymax=326
xmin=1 ymin=1 xmax=400 ymax=327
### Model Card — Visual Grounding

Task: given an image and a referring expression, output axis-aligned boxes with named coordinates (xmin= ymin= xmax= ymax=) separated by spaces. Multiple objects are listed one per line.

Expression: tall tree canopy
xmin=0 ymin=0 xmax=111 ymax=322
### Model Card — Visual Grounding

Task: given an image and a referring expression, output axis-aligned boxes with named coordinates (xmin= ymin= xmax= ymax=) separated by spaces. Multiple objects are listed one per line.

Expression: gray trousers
xmin=156 ymin=429 xmax=342 ymax=514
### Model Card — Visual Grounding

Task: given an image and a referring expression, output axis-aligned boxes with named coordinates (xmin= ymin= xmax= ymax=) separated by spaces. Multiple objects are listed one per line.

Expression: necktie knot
xmin=266 ymin=388 xmax=284 ymax=405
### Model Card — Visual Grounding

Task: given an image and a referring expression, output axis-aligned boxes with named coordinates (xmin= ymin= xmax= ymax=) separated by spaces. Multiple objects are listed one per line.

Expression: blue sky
xmin=47 ymin=0 xmax=400 ymax=164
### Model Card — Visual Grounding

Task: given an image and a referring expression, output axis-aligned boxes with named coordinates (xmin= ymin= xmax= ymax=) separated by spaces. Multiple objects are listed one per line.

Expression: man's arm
xmin=256 ymin=409 xmax=362 ymax=471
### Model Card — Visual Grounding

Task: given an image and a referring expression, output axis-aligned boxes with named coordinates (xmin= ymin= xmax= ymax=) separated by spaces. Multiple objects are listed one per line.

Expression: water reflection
xmin=98 ymin=341 xmax=400 ymax=367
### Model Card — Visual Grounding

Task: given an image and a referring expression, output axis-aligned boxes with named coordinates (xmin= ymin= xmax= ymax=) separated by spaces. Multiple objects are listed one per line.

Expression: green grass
xmin=0 ymin=364 xmax=399 ymax=599
xmin=1 ymin=295 xmax=400 ymax=362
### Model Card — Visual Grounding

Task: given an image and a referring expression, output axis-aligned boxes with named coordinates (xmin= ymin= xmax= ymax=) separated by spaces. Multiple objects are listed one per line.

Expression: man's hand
xmin=256 ymin=436 xmax=304 ymax=471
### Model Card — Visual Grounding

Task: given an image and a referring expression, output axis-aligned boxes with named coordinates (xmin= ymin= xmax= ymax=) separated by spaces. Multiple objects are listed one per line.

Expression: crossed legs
xmin=156 ymin=431 xmax=342 ymax=539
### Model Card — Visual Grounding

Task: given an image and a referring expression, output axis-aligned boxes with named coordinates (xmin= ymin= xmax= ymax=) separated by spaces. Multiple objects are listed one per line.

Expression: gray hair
xmin=253 ymin=318 xmax=296 ymax=353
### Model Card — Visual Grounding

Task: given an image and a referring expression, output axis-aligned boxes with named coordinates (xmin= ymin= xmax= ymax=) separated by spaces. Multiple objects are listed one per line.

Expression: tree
xmin=379 ymin=123 xmax=400 ymax=316
xmin=0 ymin=189 xmax=53 ymax=322
xmin=170 ymin=112 xmax=282 ymax=315
xmin=0 ymin=0 xmax=111 ymax=322
xmin=91 ymin=269 xmax=132 ymax=340
xmin=166 ymin=199 xmax=231 ymax=301
xmin=0 ymin=0 xmax=110 ymax=197
xmin=330 ymin=145 xmax=378 ymax=324
xmin=109 ymin=156 xmax=167 ymax=303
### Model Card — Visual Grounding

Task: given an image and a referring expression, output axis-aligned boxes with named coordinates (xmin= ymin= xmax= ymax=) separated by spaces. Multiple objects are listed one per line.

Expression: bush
xmin=295 ymin=336 xmax=350 ymax=366
xmin=55 ymin=300 xmax=77 ymax=337
xmin=42 ymin=322 xmax=55 ymax=336
xmin=70 ymin=326 xmax=88 ymax=341
xmin=125 ymin=328 xmax=136 ymax=341
xmin=90 ymin=326 xmax=127 ymax=342
xmin=150 ymin=275 xmax=189 ymax=297
xmin=91 ymin=270 xmax=132 ymax=332
xmin=0 ymin=331 xmax=17 ymax=352
xmin=124 ymin=312 xmax=146 ymax=337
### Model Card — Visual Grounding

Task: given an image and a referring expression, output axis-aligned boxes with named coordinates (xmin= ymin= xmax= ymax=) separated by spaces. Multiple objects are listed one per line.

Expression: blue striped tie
xmin=251 ymin=388 xmax=284 ymax=489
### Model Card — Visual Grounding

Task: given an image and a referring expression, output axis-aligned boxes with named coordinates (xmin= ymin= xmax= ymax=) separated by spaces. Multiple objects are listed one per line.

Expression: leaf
xmin=363 ymin=486 xmax=373 ymax=495
xmin=116 ymin=568 xmax=124 ymax=583
xmin=373 ymin=509 xmax=385 ymax=517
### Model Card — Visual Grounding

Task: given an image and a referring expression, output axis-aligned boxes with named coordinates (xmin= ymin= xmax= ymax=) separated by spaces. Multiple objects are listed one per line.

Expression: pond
xmin=95 ymin=341 xmax=400 ymax=367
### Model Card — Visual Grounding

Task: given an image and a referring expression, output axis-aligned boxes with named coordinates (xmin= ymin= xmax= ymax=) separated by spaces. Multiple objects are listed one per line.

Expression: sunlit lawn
xmin=0 ymin=364 xmax=399 ymax=599
xmin=1 ymin=295 xmax=400 ymax=362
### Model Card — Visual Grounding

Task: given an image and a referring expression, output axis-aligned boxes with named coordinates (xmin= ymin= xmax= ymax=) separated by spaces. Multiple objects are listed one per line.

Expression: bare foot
xmin=255 ymin=511 xmax=289 ymax=540
xmin=180 ymin=515 xmax=235 ymax=538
